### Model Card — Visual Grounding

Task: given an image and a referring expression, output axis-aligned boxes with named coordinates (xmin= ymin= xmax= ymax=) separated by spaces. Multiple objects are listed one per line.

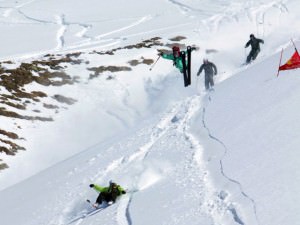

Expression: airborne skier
xmin=159 ymin=45 xmax=195 ymax=87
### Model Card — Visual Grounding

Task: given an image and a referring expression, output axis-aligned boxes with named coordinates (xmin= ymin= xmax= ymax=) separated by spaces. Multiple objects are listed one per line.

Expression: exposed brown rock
xmin=93 ymin=37 xmax=163 ymax=55
xmin=0 ymin=138 xmax=25 ymax=153
xmin=53 ymin=94 xmax=77 ymax=105
xmin=0 ymin=146 xmax=15 ymax=155
xmin=43 ymin=103 xmax=59 ymax=109
xmin=141 ymin=58 xmax=154 ymax=65
xmin=128 ymin=57 xmax=154 ymax=66
xmin=128 ymin=60 xmax=139 ymax=66
xmin=0 ymin=101 xmax=26 ymax=110
xmin=169 ymin=36 xmax=187 ymax=41
xmin=0 ymin=107 xmax=52 ymax=121
xmin=88 ymin=66 xmax=132 ymax=79
xmin=0 ymin=129 xmax=19 ymax=139
xmin=0 ymin=162 xmax=9 ymax=170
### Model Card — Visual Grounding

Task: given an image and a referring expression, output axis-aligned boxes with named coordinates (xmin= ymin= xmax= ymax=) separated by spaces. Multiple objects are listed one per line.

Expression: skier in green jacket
xmin=89 ymin=181 xmax=126 ymax=208
xmin=160 ymin=46 xmax=185 ymax=73
xmin=160 ymin=45 xmax=196 ymax=73
xmin=159 ymin=45 xmax=196 ymax=87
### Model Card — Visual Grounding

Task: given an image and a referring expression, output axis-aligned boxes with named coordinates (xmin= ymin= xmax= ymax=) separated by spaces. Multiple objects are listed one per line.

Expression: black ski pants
xmin=205 ymin=73 xmax=214 ymax=90
xmin=96 ymin=192 xmax=118 ymax=204
xmin=247 ymin=48 xmax=260 ymax=63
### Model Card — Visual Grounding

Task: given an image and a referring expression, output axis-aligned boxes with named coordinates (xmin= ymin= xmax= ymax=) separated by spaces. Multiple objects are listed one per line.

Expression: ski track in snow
xmin=94 ymin=15 xmax=153 ymax=40
xmin=114 ymin=103 xmax=185 ymax=225
xmin=201 ymin=91 xmax=260 ymax=225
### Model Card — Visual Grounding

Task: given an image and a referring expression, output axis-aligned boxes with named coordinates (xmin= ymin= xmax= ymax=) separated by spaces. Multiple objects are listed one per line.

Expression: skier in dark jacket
xmin=197 ymin=59 xmax=217 ymax=90
xmin=89 ymin=181 xmax=126 ymax=208
xmin=245 ymin=34 xmax=264 ymax=64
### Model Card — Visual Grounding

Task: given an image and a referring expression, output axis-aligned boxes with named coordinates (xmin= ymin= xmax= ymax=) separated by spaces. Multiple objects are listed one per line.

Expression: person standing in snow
xmin=89 ymin=181 xmax=126 ymax=208
xmin=245 ymin=34 xmax=264 ymax=64
xmin=197 ymin=59 xmax=217 ymax=90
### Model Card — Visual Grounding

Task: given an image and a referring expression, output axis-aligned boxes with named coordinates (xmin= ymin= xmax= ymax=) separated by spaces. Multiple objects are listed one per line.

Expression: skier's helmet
xmin=108 ymin=180 xmax=117 ymax=187
xmin=203 ymin=59 xmax=208 ymax=64
xmin=250 ymin=34 xmax=255 ymax=39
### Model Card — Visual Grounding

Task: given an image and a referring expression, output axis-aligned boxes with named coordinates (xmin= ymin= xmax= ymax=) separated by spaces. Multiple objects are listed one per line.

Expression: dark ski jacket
xmin=245 ymin=37 xmax=264 ymax=51
xmin=197 ymin=61 xmax=217 ymax=77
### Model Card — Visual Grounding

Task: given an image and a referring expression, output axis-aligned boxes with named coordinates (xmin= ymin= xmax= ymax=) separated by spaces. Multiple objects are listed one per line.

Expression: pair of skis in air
xmin=181 ymin=46 xmax=192 ymax=87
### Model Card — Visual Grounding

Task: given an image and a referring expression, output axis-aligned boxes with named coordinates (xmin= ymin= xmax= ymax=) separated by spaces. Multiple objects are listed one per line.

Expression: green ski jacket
xmin=161 ymin=53 xmax=184 ymax=73
xmin=92 ymin=184 xmax=126 ymax=195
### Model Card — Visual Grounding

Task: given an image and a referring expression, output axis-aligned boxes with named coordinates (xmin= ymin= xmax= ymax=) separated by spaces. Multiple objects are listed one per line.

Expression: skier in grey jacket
xmin=197 ymin=59 xmax=217 ymax=90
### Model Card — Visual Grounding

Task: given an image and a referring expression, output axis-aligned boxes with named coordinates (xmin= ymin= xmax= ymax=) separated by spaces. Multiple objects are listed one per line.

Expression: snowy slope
xmin=1 ymin=0 xmax=300 ymax=225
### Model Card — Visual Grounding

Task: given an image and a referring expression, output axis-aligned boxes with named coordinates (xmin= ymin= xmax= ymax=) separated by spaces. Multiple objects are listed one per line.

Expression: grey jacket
xmin=245 ymin=37 xmax=264 ymax=51
xmin=197 ymin=62 xmax=217 ymax=76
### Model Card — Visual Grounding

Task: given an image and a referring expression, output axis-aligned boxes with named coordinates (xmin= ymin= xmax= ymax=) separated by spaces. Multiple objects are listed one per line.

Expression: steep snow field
xmin=1 ymin=0 xmax=300 ymax=225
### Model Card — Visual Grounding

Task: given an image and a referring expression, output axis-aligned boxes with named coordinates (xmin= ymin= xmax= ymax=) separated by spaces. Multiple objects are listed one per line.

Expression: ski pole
xmin=149 ymin=55 xmax=161 ymax=71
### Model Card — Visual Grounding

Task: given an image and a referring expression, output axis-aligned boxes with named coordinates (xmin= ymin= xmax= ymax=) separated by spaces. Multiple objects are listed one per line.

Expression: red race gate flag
xmin=279 ymin=50 xmax=300 ymax=71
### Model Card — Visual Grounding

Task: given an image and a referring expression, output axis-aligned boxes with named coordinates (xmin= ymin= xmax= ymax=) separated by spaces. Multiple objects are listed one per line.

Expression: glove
xmin=121 ymin=190 xmax=126 ymax=194
xmin=158 ymin=52 xmax=163 ymax=56
xmin=89 ymin=184 xmax=94 ymax=188
xmin=191 ymin=47 xmax=196 ymax=51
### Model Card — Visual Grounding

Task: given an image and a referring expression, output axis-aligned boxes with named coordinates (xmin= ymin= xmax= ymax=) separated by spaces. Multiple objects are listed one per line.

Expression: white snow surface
xmin=1 ymin=0 xmax=300 ymax=225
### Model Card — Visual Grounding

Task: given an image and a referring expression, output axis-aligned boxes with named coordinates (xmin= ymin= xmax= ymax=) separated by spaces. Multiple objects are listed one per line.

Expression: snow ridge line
xmin=94 ymin=15 xmax=152 ymax=40
xmin=201 ymin=95 xmax=260 ymax=225
xmin=17 ymin=9 xmax=54 ymax=24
